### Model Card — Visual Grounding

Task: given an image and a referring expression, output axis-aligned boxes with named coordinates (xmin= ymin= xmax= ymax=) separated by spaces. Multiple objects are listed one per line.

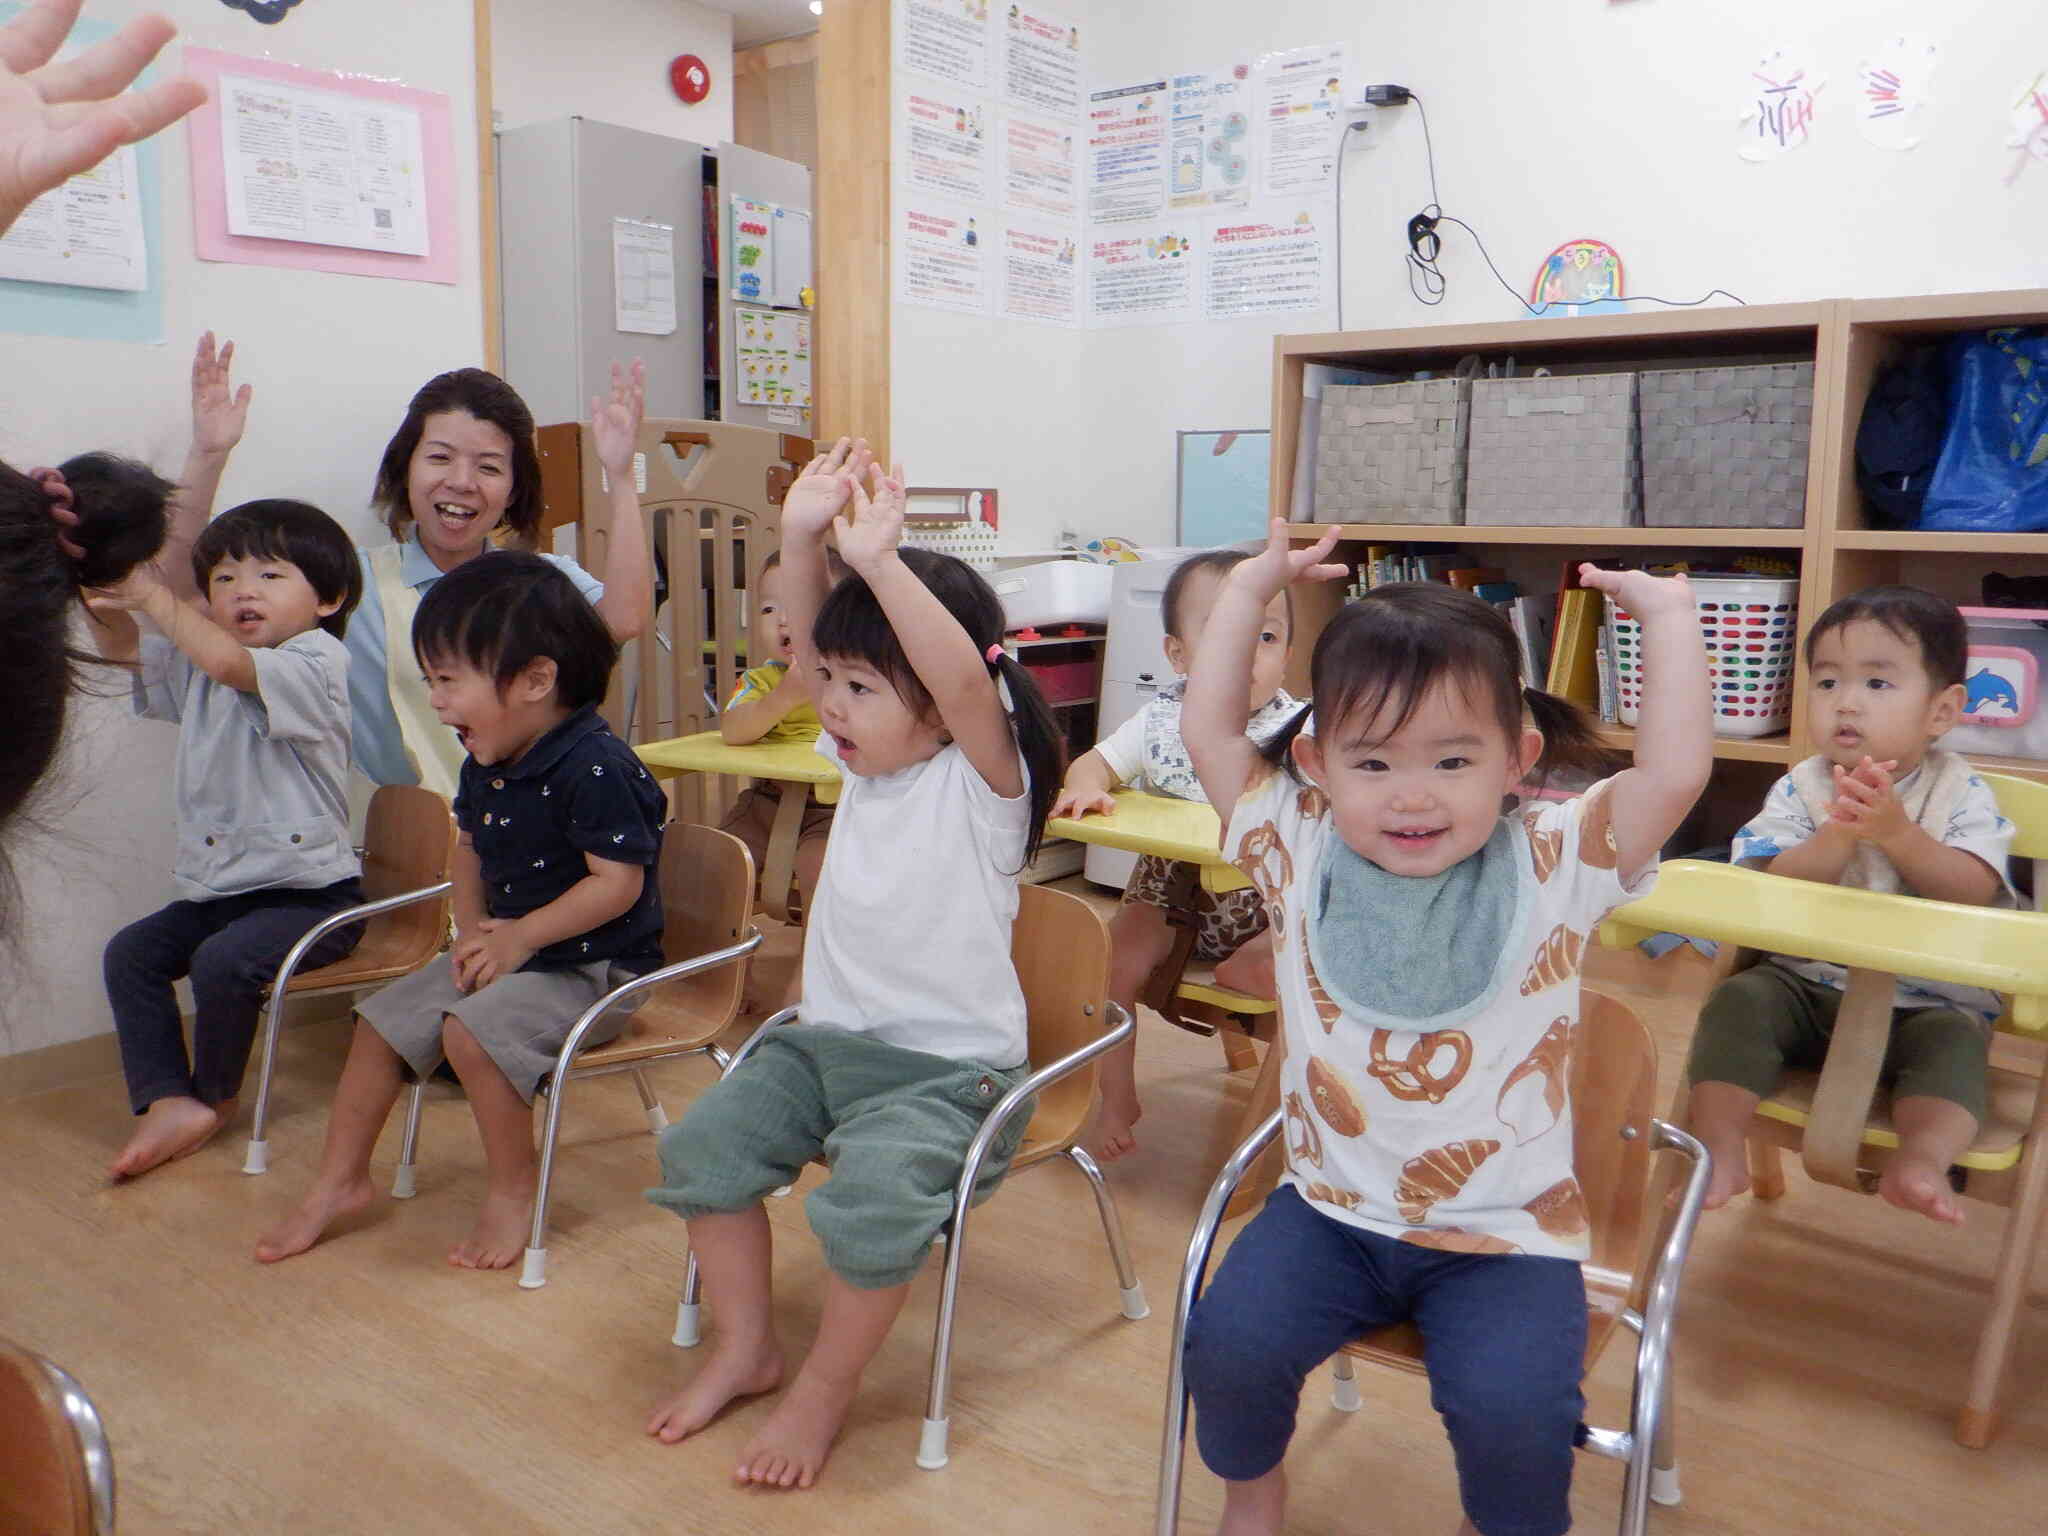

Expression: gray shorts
xmin=646 ymin=1024 xmax=1031 ymax=1290
xmin=358 ymin=953 xmax=644 ymax=1104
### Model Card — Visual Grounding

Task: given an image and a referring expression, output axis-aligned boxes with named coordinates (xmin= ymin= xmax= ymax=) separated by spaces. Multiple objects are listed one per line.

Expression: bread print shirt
xmin=1226 ymin=768 xmax=1656 ymax=1260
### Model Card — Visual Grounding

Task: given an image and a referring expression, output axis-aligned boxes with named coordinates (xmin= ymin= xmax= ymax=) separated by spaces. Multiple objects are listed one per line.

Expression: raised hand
xmin=0 ymin=2 xmax=206 ymax=242
xmin=590 ymin=359 xmax=647 ymax=476
xmin=191 ymin=332 xmax=252 ymax=456
xmin=836 ymin=461 xmax=906 ymax=575
xmin=1576 ymin=563 xmax=1695 ymax=620
xmin=1233 ymin=518 xmax=1347 ymax=603
xmin=781 ymin=436 xmax=868 ymax=539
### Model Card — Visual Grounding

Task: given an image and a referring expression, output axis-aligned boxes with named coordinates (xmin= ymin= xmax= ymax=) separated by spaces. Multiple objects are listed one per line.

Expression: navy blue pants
xmin=1184 ymin=1185 xmax=1587 ymax=1536
xmin=105 ymin=881 xmax=363 ymax=1114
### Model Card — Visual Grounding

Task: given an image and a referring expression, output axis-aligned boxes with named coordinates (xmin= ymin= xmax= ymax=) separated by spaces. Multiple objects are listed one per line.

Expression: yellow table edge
xmin=635 ymin=731 xmax=843 ymax=805
xmin=1046 ymin=788 xmax=1251 ymax=893
xmin=1754 ymin=1100 xmax=2024 ymax=1172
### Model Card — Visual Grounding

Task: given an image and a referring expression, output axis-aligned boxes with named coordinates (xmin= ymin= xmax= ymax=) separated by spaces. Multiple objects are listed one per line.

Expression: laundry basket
xmin=1609 ymin=576 xmax=1798 ymax=737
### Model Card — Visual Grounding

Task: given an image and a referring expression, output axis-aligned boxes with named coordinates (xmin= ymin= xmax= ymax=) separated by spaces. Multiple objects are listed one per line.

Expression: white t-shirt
xmin=1225 ymin=766 xmax=1655 ymax=1260
xmin=801 ymin=733 xmax=1032 ymax=1066
xmin=1094 ymin=681 xmax=1300 ymax=801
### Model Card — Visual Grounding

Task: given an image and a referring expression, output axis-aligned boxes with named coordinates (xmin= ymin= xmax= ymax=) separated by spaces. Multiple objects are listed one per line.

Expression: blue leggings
xmin=1184 ymin=1185 xmax=1587 ymax=1536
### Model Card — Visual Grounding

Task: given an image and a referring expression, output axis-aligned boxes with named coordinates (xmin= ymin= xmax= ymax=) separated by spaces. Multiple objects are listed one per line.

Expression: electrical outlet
xmin=1057 ymin=524 xmax=1080 ymax=548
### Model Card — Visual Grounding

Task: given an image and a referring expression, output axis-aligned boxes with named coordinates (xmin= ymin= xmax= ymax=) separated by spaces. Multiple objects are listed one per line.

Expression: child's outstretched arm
xmin=778 ymin=437 xmax=868 ymax=681
xmin=87 ymin=565 xmax=257 ymax=693
xmin=1184 ymin=519 xmax=1342 ymax=821
xmin=589 ymin=360 xmax=655 ymax=644
xmin=160 ymin=331 xmax=252 ymax=601
xmin=1576 ymin=565 xmax=1712 ymax=881
xmin=838 ymin=463 xmax=1022 ymax=798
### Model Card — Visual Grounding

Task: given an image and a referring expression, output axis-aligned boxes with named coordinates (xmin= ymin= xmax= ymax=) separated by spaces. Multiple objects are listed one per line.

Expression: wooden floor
xmin=6 ymin=913 xmax=2048 ymax=1535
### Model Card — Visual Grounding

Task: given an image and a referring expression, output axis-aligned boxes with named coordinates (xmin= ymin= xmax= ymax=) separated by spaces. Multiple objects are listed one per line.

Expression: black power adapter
xmin=1362 ymin=83 xmax=1413 ymax=106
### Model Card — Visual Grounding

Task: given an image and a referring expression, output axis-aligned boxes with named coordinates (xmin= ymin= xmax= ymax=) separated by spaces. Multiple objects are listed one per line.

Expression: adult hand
xmin=0 ymin=1 xmax=205 ymax=241
xmin=591 ymin=359 xmax=647 ymax=477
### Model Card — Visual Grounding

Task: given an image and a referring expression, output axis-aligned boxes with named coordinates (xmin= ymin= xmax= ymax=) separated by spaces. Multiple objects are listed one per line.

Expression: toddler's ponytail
xmin=1520 ymin=684 xmax=1612 ymax=788
xmin=987 ymin=646 xmax=1064 ymax=865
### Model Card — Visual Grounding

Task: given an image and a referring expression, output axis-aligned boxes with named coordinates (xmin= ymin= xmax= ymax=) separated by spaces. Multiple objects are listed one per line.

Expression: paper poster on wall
xmin=219 ymin=73 xmax=429 ymax=255
xmin=1169 ymin=65 xmax=1253 ymax=212
xmin=1001 ymin=5 xmax=1082 ymax=120
xmin=1739 ymin=50 xmax=1826 ymax=161
xmin=611 ymin=217 xmax=677 ymax=336
xmin=904 ymin=89 xmax=990 ymax=202
xmin=735 ymin=306 xmax=813 ymax=410
xmin=1087 ymin=79 xmax=1168 ymax=224
xmin=731 ymin=197 xmax=776 ymax=302
xmin=1000 ymin=220 xmax=1080 ymax=325
xmin=1856 ymin=36 xmax=1938 ymax=151
xmin=1203 ymin=203 xmax=1327 ymax=320
xmin=1001 ymin=110 xmax=1079 ymax=222
xmin=1088 ymin=222 xmax=1197 ymax=327
xmin=901 ymin=0 xmax=991 ymax=89
xmin=898 ymin=200 xmax=991 ymax=314
xmin=0 ymin=144 xmax=147 ymax=291
xmin=2006 ymin=71 xmax=2048 ymax=185
xmin=1258 ymin=43 xmax=1345 ymax=197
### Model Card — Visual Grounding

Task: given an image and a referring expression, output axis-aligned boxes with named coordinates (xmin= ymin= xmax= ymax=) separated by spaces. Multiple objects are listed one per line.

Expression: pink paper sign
xmin=184 ymin=46 xmax=460 ymax=284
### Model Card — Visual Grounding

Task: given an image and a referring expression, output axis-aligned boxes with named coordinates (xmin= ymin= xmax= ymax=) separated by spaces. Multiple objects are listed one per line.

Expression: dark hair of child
xmin=811 ymin=546 xmax=1065 ymax=863
xmin=1162 ymin=548 xmax=1293 ymax=641
xmin=372 ymin=368 xmax=545 ymax=546
xmin=412 ymin=550 xmax=617 ymax=712
xmin=1803 ymin=584 xmax=1968 ymax=689
xmin=192 ymin=499 xmax=364 ymax=640
xmin=1 ymin=453 xmax=172 ymax=911
xmin=1263 ymin=582 xmax=1609 ymax=788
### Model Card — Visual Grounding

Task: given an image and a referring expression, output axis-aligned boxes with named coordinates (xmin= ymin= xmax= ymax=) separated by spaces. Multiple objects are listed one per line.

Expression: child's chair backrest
xmin=1013 ymin=883 xmax=1113 ymax=1146
xmin=1570 ymin=989 xmax=1658 ymax=1283
xmin=0 ymin=1339 xmax=98 ymax=1536
xmin=361 ymin=785 xmax=458 ymax=936
xmin=646 ymin=822 xmax=755 ymax=1034
xmin=1980 ymin=771 xmax=2048 ymax=911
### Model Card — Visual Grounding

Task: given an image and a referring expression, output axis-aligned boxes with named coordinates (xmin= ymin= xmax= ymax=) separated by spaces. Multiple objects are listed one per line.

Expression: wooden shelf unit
xmin=1270 ymin=290 xmax=2048 ymax=786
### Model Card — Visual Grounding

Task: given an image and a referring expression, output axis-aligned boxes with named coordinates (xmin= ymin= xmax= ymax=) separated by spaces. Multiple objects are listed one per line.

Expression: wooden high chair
xmin=386 ymin=824 xmax=762 ymax=1289
xmin=0 ymin=1338 xmax=115 ymax=1536
xmin=1156 ymin=991 xmax=1713 ymax=1536
xmin=669 ymin=883 xmax=1149 ymax=1470
xmin=1615 ymin=770 xmax=2048 ymax=1448
xmin=243 ymin=785 xmax=458 ymax=1175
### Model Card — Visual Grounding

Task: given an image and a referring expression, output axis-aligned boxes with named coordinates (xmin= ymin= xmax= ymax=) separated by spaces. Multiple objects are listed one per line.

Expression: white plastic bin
xmin=1945 ymin=608 xmax=2048 ymax=762
xmin=1609 ymin=576 xmax=1798 ymax=738
xmin=993 ymin=560 xmax=1114 ymax=631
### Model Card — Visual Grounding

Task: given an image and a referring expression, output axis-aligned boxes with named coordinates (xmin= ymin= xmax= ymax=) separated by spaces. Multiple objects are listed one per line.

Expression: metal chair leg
xmin=674 ymin=1250 xmax=703 ymax=1347
xmin=521 ymin=1070 xmax=572 ymax=1291
xmin=1063 ymin=1144 xmax=1150 ymax=1319
xmin=630 ymin=1067 xmax=669 ymax=1133
xmin=392 ymin=1082 xmax=426 ymax=1199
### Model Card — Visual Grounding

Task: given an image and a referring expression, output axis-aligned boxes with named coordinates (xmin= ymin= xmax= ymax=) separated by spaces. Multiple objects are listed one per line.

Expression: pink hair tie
xmin=29 ymin=467 xmax=86 ymax=562
xmin=985 ymin=643 xmax=1004 ymax=664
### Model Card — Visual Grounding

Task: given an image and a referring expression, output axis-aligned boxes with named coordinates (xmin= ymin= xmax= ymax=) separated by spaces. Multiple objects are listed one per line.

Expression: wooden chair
xmin=243 ymin=785 xmax=458 ymax=1175
xmin=670 ymin=883 xmax=1149 ymax=1469
xmin=1675 ymin=769 xmax=2048 ymax=1447
xmin=0 ymin=1339 xmax=115 ymax=1536
xmin=1157 ymin=991 xmax=1713 ymax=1536
xmin=388 ymin=823 xmax=762 ymax=1289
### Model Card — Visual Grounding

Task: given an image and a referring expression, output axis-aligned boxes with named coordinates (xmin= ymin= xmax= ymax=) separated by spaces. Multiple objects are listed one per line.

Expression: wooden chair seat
xmin=568 ymin=975 xmax=743 ymax=1070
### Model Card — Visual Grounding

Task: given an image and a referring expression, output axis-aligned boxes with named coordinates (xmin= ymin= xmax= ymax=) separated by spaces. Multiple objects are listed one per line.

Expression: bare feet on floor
xmin=1879 ymin=1156 xmax=1964 ymax=1225
xmin=253 ymin=1175 xmax=376 ymax=1262
xmin=734 ymin=1369 xmax=860 ymax=1489
xmin=646 ymin=1336 xmax=786 ymax=1445
xmin=449 ymin=1184 xmax=535 ymax=1269
xmin=1089 ymin=1096 xmax=1141 ymax=1163
xmin=110 ymin=1095 xmax=235 ymax=1179
xmin=1693 ymin=1132 xmax=1752 ymax=1211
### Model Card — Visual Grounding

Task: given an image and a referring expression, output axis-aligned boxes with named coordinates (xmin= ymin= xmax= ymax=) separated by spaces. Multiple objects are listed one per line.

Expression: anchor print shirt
xmin=453 ymin=705 xmax=667 ymax=973
xmin=1225 ymin=768 xmax=1657 ymax=1260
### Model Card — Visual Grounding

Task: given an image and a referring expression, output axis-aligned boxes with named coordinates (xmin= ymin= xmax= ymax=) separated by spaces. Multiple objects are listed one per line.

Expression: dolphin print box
xmin=1945 ymin=608 xmax=2048 ymax=762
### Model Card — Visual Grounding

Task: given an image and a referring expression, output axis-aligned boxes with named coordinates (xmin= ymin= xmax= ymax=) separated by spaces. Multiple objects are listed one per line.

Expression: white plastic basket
xmin=1609 ymin=576 xmax=1798 ymax=737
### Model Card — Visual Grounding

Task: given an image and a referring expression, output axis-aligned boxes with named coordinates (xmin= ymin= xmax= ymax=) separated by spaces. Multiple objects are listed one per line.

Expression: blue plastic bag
xmin=1919 ymin=328 xmax=2048 ymax=532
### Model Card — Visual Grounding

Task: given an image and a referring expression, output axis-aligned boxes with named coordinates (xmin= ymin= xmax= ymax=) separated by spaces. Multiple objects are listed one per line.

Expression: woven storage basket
xmin=1312 ymin=379 xmax=1470 ymax=524
xmin=1638 ymin=362 xmax=1813 ymax=528
xmin=1466 ymin=372 xmax=1640 ymax=526
xmin=1608 ymin=576 xmax=1799 ymax=738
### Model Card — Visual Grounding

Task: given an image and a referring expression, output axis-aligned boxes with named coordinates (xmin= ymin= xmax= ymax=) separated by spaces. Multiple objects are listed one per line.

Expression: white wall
xmin=892 ymin=0 xmax=2048 ymax=553
xmin=0 ymin=0 xmax=484 ymax=1060
xmin=493 ymin=0 xmax=734 ymax=146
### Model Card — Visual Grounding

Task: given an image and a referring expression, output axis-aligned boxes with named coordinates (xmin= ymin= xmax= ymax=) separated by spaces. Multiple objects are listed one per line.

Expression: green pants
xmin=647 ymin=1024 xmax=1032 ymax=1290
xmin=1688 ymin=961 xmax=1989 ymax=1121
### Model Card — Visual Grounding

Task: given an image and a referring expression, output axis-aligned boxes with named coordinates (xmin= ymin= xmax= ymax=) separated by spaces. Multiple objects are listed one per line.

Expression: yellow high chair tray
xmin=634 ymin=729 xmax=843 ymax=804
xmin=1046 ymin=788 xmax=1249 ymax=894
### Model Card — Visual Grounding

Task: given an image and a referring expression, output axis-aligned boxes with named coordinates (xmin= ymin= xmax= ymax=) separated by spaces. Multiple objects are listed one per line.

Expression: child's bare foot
xmin=449 ymin=1184 xmax=534 ymax=1269
xmin=647 ymin=1336 xmax=786 ymax=1444
xmin=734 ymin=1369 xmax=859 ymax=1489
xmin=254 ymin=1175 xmax=377 ymax=1262
xmin=1089 ymin=1097 xmax=1140 ymax=1163
xmin=110 ymin=1095 xmax=232 ymax=1179
xmin=1694 ymin=1137 xmax=1751 ymax=1211
xmin=1879 ymin=1156 xmax=1965 ymax=1225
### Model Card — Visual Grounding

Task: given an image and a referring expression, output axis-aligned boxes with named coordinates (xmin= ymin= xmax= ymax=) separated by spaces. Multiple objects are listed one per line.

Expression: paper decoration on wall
xmin=2007 ymin=71 xmax=2048 ymax=186
xmin=902 ymin=0 xmax=990 ymax=89
xmin=220 ymin=0 xmax=306 ymax=21
xmin=903 ymin=89 xmax=989 ymax=202
xmin=1531 ymin=239 xmax=1624 ymax=311
xmin=897 ymin=200 xmax=990 ymax=314
xmin=1856 ymin=36 xmax=1937 ymax=151
xmin=1739 ymin=50 xmax=1826 ymax=162
xmin=731 ymin=197 xmax=775 ymax=301
xmin=1087 ymin=78 xmax=1168 ymax=224
xmin=1169 ymin=64 xmax=1252 ymax=212
xmin=0 ymin=144 xmax=147 ymax=291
